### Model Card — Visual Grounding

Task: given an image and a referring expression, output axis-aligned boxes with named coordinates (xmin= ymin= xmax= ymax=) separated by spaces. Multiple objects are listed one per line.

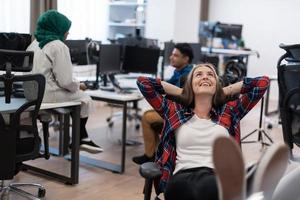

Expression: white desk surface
xmin=0 ymin=97 xmax=80 ymax=113
xmin=201 ymin=47 xmax=259 ymax=57
xmin=85 ymin=89 xmax=143 ymax=102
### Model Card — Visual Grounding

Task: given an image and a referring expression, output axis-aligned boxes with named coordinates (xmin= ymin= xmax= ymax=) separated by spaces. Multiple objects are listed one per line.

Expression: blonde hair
xmin=179 ymin=63 xmax=226 ymax=108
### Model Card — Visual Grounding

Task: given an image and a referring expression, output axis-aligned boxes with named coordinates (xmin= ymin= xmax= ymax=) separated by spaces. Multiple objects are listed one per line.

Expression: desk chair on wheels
xmin=0 ymin=49 xmax=49 ymax=200
xmin=277 ymin=44 xmax=300 ymax=159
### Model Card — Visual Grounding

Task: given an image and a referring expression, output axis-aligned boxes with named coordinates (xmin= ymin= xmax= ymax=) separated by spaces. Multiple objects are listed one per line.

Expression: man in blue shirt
xmin=133 ymin=43 xmax=194 ymax=164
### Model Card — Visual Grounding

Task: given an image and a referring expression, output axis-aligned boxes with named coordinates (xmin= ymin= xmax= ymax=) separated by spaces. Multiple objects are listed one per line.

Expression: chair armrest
xmin=38 ymin=113 xmax=51 ymax=160
xmin=139 ymin=162 xmax=162 ymax=179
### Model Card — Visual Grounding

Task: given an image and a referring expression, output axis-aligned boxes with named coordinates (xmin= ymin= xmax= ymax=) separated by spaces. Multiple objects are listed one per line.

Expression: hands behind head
xmin=80 ymin=82 xmax=87 ymax=91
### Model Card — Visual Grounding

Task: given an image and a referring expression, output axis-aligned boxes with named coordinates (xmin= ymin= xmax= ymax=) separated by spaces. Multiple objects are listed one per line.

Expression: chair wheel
xmin=108 ymin=122 xmax=114 ymax=127
xmin=38 ymin=188 xmax=46 ymax=198
xmin=135 ymin=124 xmax=140 ymax=130
xmin=267 ymin=123 xmax=273 ymax=129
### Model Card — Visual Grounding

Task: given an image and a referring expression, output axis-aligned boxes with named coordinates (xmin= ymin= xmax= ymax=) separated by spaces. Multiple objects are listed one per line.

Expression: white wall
xmin=58 ymin=0 xmax=109 ymax=41
xmin=209 ymin=0 xmax=300 ymax=77
xmin=173 ymin=0 xmax=200 ymax=43
xmin=0 ymin=0 xmax=30 ymax=33
xmin=145 ymin=0 xmax=176 ymax=42
xmin=146 ymin=0 xmax=200 ymax=43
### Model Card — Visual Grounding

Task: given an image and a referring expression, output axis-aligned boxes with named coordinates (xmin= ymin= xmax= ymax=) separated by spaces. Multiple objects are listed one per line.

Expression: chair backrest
xmin=278 ymin=61 xmax=300 ymax=148
xmin=0 ymin=73 xmax=45 ymax=180
xmin=272 ymin=166 xmax=300 ymax=200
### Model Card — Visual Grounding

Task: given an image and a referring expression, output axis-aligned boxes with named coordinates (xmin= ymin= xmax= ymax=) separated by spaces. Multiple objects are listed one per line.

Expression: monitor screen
xmin=98 ymin=44 xmax=122 ymax=75
xmin=122 ymin=46 xmax=160 ymax=74
xmin=163 ymin=42 xmax=201 ymax=65
xmin=215 ymin=23 xmax=243 ymax=41
xmin=116 ymin=37 xmax=158 ymax=48
xmin=188 ymin=43 xmax=202 ymax=64
xmin=86 ymin=40 xmax=101 ymax=65
xmin=199 ymin=21 xmax=218 ymax=38
xmin=163 ymin=42 xmax=175 ymax=66
xmin=64 ymin=39 xmax=89 ymax=65
xmin=0 ymin=32 xmax=31 ymax=50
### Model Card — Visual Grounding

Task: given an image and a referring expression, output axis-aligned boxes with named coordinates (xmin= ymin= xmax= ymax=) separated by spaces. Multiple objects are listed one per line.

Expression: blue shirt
xmin=167 ymin=64 xmax=193 ymax=87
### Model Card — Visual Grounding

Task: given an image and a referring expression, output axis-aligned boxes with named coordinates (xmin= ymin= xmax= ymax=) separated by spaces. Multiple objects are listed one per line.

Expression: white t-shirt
xmin=174 ymin=114 xmax=229 ymax=174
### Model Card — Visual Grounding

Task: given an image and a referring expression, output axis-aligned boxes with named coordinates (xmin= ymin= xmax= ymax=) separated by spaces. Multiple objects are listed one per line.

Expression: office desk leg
xmin=70 ymin=105 xmax=80 ymax=184
xmin=121 ymin=102 xmax=127 ymax=173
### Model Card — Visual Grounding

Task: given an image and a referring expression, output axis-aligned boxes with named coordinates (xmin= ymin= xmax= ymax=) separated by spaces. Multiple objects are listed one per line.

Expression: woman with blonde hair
xmin=137 ymin=63 xmax=269 ymax=200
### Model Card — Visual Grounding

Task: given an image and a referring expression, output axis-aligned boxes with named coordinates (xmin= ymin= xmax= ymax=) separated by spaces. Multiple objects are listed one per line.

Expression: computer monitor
xmin=163 ymin=42 xmax=201 ymax=65
xmin=0 ymin=32 xmax=31 ymax=50
xmin=163 ymin=41 xmax=175 ymax=66
xmin=116 ymin=37 xmax=158 ymax=48
xmin=64 ymin=39 xmax=89 ymax=65
xmin=86 ymin=40 xmax=101 ymax=65
xmin=122 ymin=46 xmax=160 ymax=74
xmin=215 ymin=23 xmax=243 ymax=41
xmin=199 ymin=21 xmax=219 ymax=39
xmin=189 ymin=43 xmax=202 ymax=64
xmin=98 ymin=44 xmax=122 ymax=75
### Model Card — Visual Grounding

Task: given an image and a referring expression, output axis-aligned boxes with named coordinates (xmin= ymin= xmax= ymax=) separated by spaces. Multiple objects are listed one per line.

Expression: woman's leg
xmin=132 ymin=110 xmax=163 ymax=164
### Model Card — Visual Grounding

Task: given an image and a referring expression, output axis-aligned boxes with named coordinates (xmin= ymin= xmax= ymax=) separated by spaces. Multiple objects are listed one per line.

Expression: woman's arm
xmin=161 ymin=81 xmax=183 ymax=96
xmin=223 ymin=81 xmax=243 ymax=97
xmin=233 ymin=76 xmax=270 ymax=120
xmin=50 ymin=42 xmax=79 ymax=93
xmin=137 ymin=77 xmax=174 ymax=117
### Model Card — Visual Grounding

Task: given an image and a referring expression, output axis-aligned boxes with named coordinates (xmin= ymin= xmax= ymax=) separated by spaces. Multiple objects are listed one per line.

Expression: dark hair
xmin=179 ymin=63 xmax=227 ymax=108
xmin=174 ymin=43 xmax=194 ymax=64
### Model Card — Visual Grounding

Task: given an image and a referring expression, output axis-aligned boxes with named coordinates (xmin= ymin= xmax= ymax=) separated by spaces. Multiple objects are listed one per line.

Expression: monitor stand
xmin=99 ymin=74 xmax=114 ymax=92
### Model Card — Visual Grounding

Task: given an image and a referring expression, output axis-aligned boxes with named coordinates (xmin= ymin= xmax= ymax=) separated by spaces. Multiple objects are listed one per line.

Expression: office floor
xmin=6 ymin=99 xmax=300 ymax=200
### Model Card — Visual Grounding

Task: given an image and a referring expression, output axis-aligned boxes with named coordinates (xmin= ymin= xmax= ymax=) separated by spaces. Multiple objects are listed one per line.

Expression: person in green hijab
xmin=27 ymin=10 xmax=103 ymax=153
xmin=35 ymin=9 xmax=71 ymax=49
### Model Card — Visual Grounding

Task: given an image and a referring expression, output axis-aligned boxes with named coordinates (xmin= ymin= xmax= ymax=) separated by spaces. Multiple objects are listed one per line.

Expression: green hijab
xmin=35 ymin=10 xmax=71 ymax=49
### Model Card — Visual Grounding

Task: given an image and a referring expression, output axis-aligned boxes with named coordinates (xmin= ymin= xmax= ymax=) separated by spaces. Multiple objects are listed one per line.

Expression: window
xmin=58 ymin=0 xmax=109 ymax=41
xmin=0 ymin=0 xmax=30 ymax=33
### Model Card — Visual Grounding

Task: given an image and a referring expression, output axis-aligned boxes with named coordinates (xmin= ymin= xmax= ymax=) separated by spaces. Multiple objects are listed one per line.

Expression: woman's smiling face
xmin=192 ymin=65 xmax=217 ymax=96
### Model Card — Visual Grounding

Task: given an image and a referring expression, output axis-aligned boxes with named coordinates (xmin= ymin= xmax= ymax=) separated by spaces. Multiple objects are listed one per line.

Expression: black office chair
xmin=139 ymin=148 xmax=258 ymax=200
xmin=0 ymin=49 xmax=49 ymax=199
xmin=221 ymin=55 xmax=247 ymax=87
xmin=277 ymin=44 xmax=300 ymax=158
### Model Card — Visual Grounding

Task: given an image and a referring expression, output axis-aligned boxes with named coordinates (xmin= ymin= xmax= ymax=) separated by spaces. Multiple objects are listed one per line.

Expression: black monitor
xmin=215 ymin=23 xmax=243 ymax=41
xmin=163 ymin=41 xmax=175 ymax=66
xmin=98 ymin=44 xmax=122 ymax=75
xmin=122 ymin=46 xmax=160 ymax=74
xmin=189 ymin=43 xmax=202 ymax=64
xmin=199 ymin=21 xmax=219 ymax=39
xmin=64 ymin=39 xmax=89 ymax=65
xmin=0 ymin=32 xmax=31 ymax=50
xmin=163 ymin=42 xmax=201 ymax=65
xmin=116 ymin=37 xmax=158 ymax=48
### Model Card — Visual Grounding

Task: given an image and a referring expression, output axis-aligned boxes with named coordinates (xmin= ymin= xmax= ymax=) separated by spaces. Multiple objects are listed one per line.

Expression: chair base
xmin=0 ymin=181 xmax=46 ymax=200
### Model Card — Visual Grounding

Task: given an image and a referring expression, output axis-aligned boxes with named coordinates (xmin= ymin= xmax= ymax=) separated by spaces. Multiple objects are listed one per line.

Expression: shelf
xmin=108 ymin=22 xmax=145 ymax=27
xmin=109 ymin=2 xmax=146 ymax=6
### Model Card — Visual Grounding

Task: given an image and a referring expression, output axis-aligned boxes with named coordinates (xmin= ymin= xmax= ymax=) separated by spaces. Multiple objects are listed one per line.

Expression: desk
xmin=0 ymin=98 xmax=81 ymax=185
xmin=201 ymin=47 xmax=259 ymax=57
xmin=84 ymin=90 xmax=143 ymax=173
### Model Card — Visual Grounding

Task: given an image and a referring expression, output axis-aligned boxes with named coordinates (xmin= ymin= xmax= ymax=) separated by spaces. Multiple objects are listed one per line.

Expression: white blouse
xmin=174 ymin=114 xmax=229 ymax=174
